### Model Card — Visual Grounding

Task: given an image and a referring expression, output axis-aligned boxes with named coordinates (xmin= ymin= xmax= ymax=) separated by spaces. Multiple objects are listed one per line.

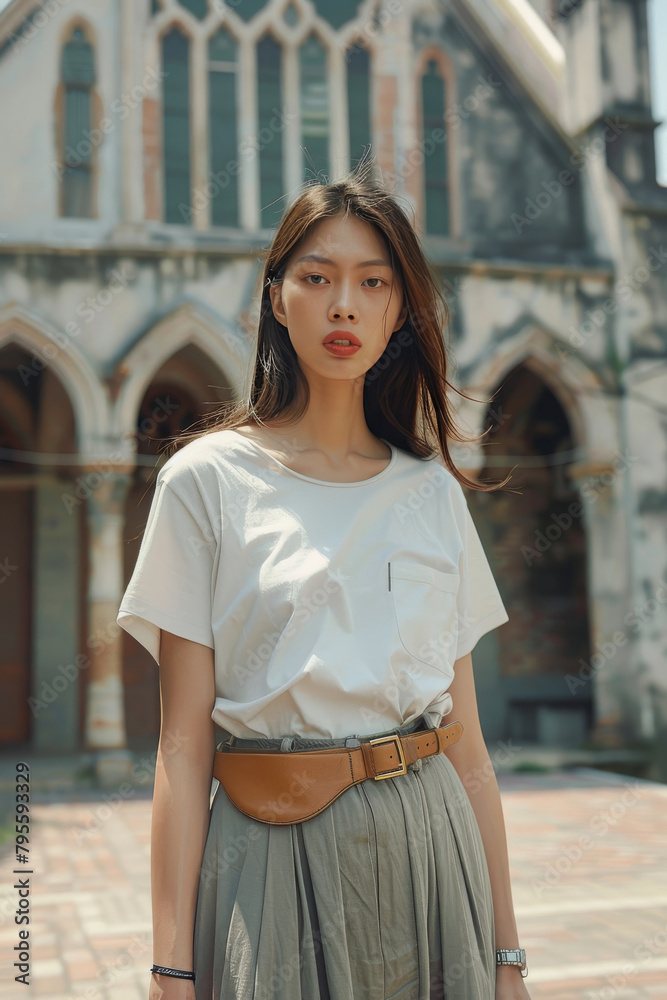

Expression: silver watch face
xmin=498 ymin=948 xmax=525 ymax=964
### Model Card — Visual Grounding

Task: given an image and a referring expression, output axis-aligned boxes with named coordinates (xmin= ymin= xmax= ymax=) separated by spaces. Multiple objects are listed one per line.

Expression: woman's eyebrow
xmin=295 ymin=253 xmax=392 ymax=268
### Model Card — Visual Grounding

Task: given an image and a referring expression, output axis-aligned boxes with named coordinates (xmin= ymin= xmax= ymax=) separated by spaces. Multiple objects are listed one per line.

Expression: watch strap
xmin=496 ymin=948 xmax=528 ymax=978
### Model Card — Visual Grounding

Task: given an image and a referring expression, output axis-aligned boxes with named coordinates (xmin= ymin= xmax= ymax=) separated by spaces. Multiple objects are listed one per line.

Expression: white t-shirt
xmin=117 ymin=429 xmax=509 ymax=739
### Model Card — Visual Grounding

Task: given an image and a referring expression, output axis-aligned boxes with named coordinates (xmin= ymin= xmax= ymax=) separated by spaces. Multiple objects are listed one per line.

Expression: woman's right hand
xmin=148 ymin=972 xmax=197 ymax=999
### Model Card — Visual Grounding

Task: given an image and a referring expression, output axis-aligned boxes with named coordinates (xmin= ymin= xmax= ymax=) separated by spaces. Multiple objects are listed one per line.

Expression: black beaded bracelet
xmin=151 ymin=963 xmax=196 ymax=982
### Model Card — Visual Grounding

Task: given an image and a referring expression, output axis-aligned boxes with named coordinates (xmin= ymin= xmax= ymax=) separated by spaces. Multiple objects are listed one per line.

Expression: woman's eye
xmin=304 ymin=274 xmax=385 ymax=288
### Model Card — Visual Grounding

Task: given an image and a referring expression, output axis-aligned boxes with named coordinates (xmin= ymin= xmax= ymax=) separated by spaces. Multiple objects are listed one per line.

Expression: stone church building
xmin=0 ymin=0 xmax=666 ymax=772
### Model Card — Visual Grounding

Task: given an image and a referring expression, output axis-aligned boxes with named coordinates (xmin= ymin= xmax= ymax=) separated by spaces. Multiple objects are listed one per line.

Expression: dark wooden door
xmin=0 ymin=488 xmax=33 ymax=745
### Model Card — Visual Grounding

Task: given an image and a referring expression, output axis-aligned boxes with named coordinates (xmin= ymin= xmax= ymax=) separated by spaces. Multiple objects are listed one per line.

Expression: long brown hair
xmin=164 ymin=159 xmax=514 ymax=493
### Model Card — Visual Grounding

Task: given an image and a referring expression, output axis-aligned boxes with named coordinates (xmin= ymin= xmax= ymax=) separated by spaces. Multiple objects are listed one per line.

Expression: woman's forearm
xmin=151 ymin=731 xmax=215 ymax=970
xmin=452 ymin=749 xmax=521 ymax=950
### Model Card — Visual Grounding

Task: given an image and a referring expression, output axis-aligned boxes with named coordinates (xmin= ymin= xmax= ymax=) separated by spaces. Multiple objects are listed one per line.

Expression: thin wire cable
xmin=0 ymin=447 xmax=165 ymax=467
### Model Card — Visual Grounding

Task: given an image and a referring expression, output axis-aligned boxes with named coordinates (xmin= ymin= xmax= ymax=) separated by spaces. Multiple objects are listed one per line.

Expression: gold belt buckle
xmin=368 ymin=733 xmax=407 ymax=779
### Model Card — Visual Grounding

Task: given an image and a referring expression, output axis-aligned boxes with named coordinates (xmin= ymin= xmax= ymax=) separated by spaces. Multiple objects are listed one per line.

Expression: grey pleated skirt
xmin=192 ymin=714 xmax=496 ymax=1000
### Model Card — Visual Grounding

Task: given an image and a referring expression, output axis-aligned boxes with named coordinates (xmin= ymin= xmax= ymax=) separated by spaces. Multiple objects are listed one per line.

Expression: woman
xmin=117 ymin=164 xmax=530 ymax=1000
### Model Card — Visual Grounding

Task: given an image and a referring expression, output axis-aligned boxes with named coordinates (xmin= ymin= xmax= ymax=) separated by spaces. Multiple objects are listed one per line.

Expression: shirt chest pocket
xmin=388 ymin=560 xmax=460 ymax=674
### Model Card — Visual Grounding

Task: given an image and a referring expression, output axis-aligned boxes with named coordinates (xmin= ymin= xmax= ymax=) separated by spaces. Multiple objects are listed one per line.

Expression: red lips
xmin=322 ymin=331 xmax=362 ymax=346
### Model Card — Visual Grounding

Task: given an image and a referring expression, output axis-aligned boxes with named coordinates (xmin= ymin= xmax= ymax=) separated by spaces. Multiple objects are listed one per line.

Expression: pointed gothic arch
xmin=0 ymin=304 xmax=108 ymax=452
xmin=454 ymin=320 xmax=619 ymax=472
xmin=112 ymin=303 xmax=251 ymax=444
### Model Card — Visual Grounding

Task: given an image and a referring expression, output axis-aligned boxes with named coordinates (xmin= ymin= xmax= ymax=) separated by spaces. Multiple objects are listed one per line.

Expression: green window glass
xmin=178 ymin=0 xmax=208 ymax=19
xmin=61 ymin=29 xmax=95 ymax=218
xmin=421 ymin=59 xmax=449 ymax=235
xmin=300 ymin=34 xmax=328 ymax=183
xmin=312 ymin=0 xmax=360 ymax=29
xmin=162 ymin=28 xmax=191 ymax=224
xmin=346 ymin=44 xmax=370 ymax=168
xmin=257 ymin=35 xmax=284 ymax=229
xmin=209 ymin=29 xmax=238 ymax=227
xmin=230 ymin=0 xmax=268 ymax=22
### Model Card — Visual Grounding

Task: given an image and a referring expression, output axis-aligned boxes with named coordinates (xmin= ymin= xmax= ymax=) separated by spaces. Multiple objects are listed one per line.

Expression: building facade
xmin=0 ymin=0 xmax=666 ymax=768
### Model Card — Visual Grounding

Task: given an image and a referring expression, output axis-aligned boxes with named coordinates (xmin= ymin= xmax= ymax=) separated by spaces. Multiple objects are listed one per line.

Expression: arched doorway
xmin=469 ymin=363 xmax=592 ymax=746
xmin=122 ymin=344 xmax=234 ymax=749
xmin=0 ymin=343 xmax=82 ymax=748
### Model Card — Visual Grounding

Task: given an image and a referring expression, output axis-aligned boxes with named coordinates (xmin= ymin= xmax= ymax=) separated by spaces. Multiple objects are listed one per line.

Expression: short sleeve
xmin=117 ymin=476 xmax=216 ymax=665
xmin=454 ymin=491 xmax=509 ymax=661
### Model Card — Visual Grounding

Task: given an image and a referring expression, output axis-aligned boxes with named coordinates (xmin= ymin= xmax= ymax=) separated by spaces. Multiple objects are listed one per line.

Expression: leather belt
xmin=212 ymin=720 xmax=463 ymax=825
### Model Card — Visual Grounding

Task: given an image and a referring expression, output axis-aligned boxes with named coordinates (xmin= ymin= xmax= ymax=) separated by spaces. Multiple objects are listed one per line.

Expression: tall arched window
xmin=162 ymin=27 xmax=191 ymax=224
xmin=149 ymin=4 xmax=382 ymax=231
xmin=61 ymin=27 xmax=95 ymax=218
xmin=421 ymin=59 xmax=449 ymax=235
xmin=257 ymin=35 xmax=284 ymax=229
xmin=346 ymin=43 xmax=371 ymax=168
xmin=300 ymin=34 xmax=329 ymax=182
xmin=208 ymin=28 xmax=238 ymax=227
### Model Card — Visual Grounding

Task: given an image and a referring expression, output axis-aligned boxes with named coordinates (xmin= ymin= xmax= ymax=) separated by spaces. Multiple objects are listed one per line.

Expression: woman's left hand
xmin=495 ymin=964 xmax=532 ymax=999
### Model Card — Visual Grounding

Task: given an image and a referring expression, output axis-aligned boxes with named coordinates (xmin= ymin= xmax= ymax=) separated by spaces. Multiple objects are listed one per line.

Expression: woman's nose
xmin=328 ymin=292 xmax=358 ymax=323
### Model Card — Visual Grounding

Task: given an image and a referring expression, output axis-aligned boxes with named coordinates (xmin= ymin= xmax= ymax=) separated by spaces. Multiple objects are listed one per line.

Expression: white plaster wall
xmin=602 ymin=0 xmax=640 ymax=104
xmin=0 ymin=253 xmax=259 ymax=368
xmin=557 ymin=0 xmax=604 ymax=135
xmin=453 ymin=272 xmax=613 ymax=373
xmin=0 ymin=0 xmax=121 ymax=231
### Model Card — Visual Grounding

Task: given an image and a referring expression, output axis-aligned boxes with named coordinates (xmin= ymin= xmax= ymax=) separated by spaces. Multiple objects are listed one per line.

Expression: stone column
xmin=84 ymin=470 xmax=133 ymax=783
xmin=568 ymin=458 xmax=636 ymax=747
xmin=119 ymin=0 xmax=144 ymax=224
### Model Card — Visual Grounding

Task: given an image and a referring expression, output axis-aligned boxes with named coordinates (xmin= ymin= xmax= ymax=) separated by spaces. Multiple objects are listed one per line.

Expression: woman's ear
xmin=392 ymin=300 xmax=408 ymax=333
xmin=269 ymin=282 xmax=287 ymax=327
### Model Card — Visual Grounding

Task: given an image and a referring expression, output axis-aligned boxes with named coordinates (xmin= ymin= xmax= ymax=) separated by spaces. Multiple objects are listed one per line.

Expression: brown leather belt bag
xmin=212 ymin=720 xmax=464 ymax=825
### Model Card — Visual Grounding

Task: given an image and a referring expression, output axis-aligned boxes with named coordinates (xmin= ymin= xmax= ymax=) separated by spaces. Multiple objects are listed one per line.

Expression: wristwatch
xmin=496 ymin=948 xmax=528 ymax=978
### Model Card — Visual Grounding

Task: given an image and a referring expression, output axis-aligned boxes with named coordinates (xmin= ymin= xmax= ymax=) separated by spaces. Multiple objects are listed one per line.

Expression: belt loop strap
xmin=280 ymin=736 xmax=295 ymax=753
xmin=401 ymin=736 xmax=418 ymax=766
xmin=361 ymin=741 xmax=376 ymax=777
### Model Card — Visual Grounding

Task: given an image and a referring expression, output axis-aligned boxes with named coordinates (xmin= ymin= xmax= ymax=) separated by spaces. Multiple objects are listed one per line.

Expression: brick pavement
xmin=1 ymin=766 xmax=666 ymax=1000
xmin=499 ymin=768 xmax=667 ymax=1000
